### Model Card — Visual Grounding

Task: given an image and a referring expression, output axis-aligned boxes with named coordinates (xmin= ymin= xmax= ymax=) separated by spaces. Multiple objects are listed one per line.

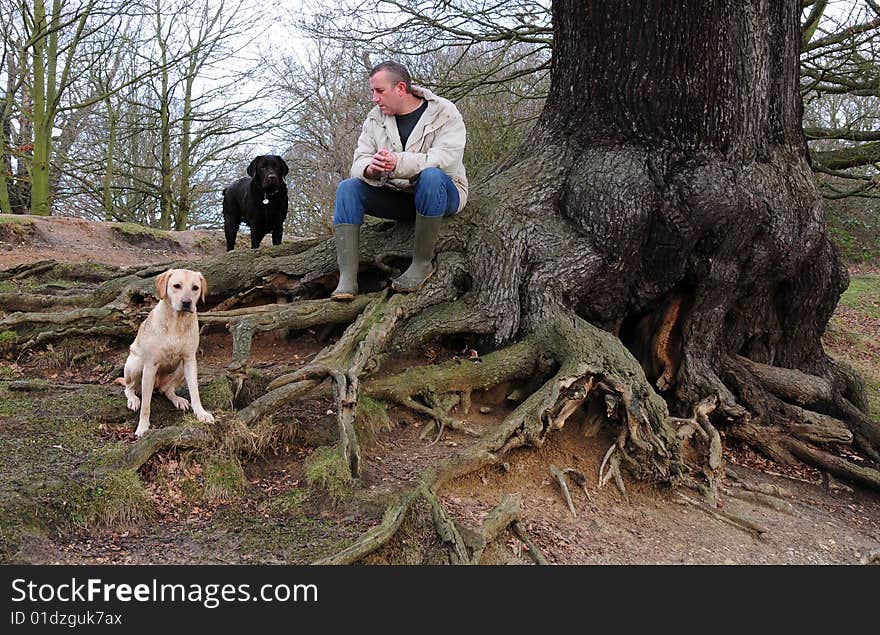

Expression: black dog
xmin=222 ymin=155 xmax=289 ymax=250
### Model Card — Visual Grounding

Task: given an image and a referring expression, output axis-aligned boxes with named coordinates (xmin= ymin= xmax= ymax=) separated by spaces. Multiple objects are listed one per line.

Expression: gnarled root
xmin=670 ymin=394 xmax=723 ymax=503
xmin=236 ymin=255 xmax=468 ymax=480
xmin=316 ymin=306 xmax=682 ymax=563
xmin=721 ymin=355 xmax=880 ymax=491
xmin=202 ymin=294 xmax=377 ymax=372
xmin=102 ymin=426 xmax=215 ymax=474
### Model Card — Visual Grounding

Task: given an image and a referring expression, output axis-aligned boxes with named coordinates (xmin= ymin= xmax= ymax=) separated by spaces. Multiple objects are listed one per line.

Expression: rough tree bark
xmin=2 ymin=0 xmax=878 ymax=563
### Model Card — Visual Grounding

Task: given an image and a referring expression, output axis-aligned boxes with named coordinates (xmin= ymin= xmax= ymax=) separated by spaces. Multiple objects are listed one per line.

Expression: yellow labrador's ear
xmin=156 ymin=270 xmax=172 ymax=300
xmin=198 ymin=272 xmax=208 ymax=304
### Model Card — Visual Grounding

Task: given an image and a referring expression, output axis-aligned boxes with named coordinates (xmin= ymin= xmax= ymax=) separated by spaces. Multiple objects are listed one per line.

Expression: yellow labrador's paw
xmin=195 ymin=409 xmax=214 ymax=424
xmin=169 ymin=394 xmax=190 ymax=410
xmin=135 ymin=422 xmax=150 ymax=437
xmin=127 ymin=395 xmax=140 ymax=411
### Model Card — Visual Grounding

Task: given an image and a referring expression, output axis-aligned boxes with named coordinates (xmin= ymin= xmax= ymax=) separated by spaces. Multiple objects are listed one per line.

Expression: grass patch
xmin=194 ymin=235 xmax=223 ymax=252
xmin=197 ymin=375 xmax=235 ymax=413
xmin=260 ymin=488 xmax=308 ymax=518
xmin=70 ymin=469 xmax=154 ymax=531
xmin=202 ymin=456 xmax=247 ymax=503
xmin=355 ymin=396 xmax=392 ymax=444
xmin=838 ymin=274 xmax=880 ymax=319
xmin=0 ymin=382 xmax=147 ymax=560
xmin=825 ymin=272 xmax=880 ymax=426
xmin=109 ymin=222 xmax=180 ymax=248
xmin=304 ymin=445 xmax=352 ymax=504
xmin=28 ymin=338 xmax=114 ymax=373
xmin=0 ymin=215 xmax=34 ymax=224
xmin=0 ymin=215 xmax=36 ymax=231
xmin=0 ymin=331 xmax=17 ymax=358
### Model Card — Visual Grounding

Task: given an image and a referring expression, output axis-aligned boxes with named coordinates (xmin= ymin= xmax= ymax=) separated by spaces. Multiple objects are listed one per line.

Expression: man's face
xmin=370 ymin=70 xmax=407 ymax=116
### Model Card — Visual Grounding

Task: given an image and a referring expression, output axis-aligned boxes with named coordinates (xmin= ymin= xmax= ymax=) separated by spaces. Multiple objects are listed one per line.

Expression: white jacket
xmin=350 ymin=85 xmax=468 ymax=212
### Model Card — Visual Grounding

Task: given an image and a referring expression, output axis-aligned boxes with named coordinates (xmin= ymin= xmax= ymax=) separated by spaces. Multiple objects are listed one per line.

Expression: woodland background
xmin=0 ymin=0 xmax=878 ymax=261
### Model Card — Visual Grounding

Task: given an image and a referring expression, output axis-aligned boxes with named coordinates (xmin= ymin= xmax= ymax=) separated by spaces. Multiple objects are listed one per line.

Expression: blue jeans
xmin=333 ymin=167 xmax=460 ymax=225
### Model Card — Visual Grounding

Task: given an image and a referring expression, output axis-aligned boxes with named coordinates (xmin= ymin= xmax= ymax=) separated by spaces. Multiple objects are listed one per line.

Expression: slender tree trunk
xmin=102 ymin=94 xmax=119 ymax=221
xmin=28 ymin=0 xmax=52 ymax=216
xmin=176 ymin=59 xmax=196 ymax=231
xmin=1 ymin=51 xmax=15 ymax=215
xmin=156 ymin=6 xmax=173 ymax=230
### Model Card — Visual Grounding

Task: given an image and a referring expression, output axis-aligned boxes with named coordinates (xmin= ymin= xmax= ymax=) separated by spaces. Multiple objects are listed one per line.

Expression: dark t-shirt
xmin=396 ymin=99 xmax=428 ymax=149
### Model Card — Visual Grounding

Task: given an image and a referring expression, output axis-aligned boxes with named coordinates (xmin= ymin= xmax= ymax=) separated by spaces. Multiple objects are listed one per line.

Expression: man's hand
xmin=365 ymin=148 xmax=397 ymax=178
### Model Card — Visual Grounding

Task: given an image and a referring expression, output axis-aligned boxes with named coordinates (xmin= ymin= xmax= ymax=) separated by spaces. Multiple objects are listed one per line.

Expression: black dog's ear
xmin=274 ymin=156 xmax=289 ymax=177
xmin=247 ymin=156 xmax=260 ymax=177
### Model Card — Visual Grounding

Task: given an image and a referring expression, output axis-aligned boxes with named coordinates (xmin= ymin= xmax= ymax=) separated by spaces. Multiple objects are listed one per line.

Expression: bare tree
xmin=0 ymin=8 xmax=29 ymax=215
xmin=802 ymin=0 xmax=880 ymax=198
xmin=55 ymin=0 xmax=289 ymax=229
xmin=269 ymin=38 xmax=369 ymax=237
xmin=11 ymin=0 xmax=142 ymax=216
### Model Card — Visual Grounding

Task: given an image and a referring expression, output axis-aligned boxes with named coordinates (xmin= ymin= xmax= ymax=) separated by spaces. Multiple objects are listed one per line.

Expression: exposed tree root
xmin=721 ymin=355 xmax=880 ymax=492
xmin=677 ymin=491 xmax=768 ymax=539
xmin=860 ymin=548 xmax=880 ymax=565
xmin=549 ymin=464 xmax=577 ymax=517
xmin=510 ymin=521 xmax=549 ymax=565
xmin=0 ymin=292 xmax=95 ymax=312
xmin=0 ymin=260 xmax=119 ymax=283
xmin=316 ymin=478 xmax=541 ymax=565
xmin=312 ymin=306 xmax=685 ymax=563
xmin=102 ymin=426 xmax=215 ymax=474
xmin=233 ymin=254 xmax=468 ymax=480
xmin=0 ymin=307 xmax=139 ymax=351
xmin=424 ymin=487 xmax=472 ymax=565
xmin=720 ymin=486 xmax=804 ymax=518
xmin=670 ymin=395 xmax=723 ymax=503
xmin=562 ymin=467 xmax=594 ymax=503
xmin=599 ymin=447 xmax=630 ymax=503
xmin=312 ymin=489 xmax=420 ymax=565
xmin=474 ymin=495 xmax=521 ymax=551
xmin=731 ymin=355 xmax=880 ymax=459
xmin=780 ymin=436 xmax=880 ymax=490
xmin=201 ymin=294 xmax=377 ymax=371
xmin=3 ymin=221 xmax=876 ymax=563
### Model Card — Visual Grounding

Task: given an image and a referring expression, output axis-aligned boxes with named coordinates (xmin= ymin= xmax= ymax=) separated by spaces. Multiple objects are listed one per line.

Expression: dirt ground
xmin=2 ymin=215 xmax=879 ymax=565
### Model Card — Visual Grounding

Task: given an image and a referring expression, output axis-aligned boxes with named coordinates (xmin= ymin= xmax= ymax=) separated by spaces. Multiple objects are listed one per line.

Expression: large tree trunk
xmin=448 ymin=0 xmax=873 ymax=476
xmin=482 ymin=0 xmax=840 ymax=364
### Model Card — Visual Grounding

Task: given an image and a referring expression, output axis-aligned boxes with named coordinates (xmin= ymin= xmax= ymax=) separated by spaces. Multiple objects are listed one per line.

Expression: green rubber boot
xmin=392 ymin=214 xmax=442 ymax=293
xmin=331 ymin=224 xmax=360 ymax=301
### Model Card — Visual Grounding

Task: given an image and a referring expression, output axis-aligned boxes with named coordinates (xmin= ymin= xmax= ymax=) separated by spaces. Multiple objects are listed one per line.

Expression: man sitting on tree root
xmin=331 ymin=60 xmax=468 ymax=300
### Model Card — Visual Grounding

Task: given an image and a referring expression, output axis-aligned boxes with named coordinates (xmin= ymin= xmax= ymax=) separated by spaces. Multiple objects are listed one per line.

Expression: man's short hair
xmin=370 ymin=60 xmax=413 ymax=93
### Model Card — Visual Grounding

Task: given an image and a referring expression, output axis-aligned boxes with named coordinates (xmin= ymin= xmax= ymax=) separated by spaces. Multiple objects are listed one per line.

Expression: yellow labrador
xmin=124 ymin=268 xmax=214 ymax=436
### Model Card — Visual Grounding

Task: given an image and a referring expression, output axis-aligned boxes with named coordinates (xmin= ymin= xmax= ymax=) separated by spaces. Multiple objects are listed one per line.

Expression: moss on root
xmin=355 ymin=396 xmax=392 ymax=444
xmin=202 ymin=455 xmax=248 ymax=503
xmin=360 ymin=497 xmax=448 ymax=565
xmin=69 ymin=469 xmax=154 ymax=531
xmin=304 ymin=445 xmax=353 ymax=503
